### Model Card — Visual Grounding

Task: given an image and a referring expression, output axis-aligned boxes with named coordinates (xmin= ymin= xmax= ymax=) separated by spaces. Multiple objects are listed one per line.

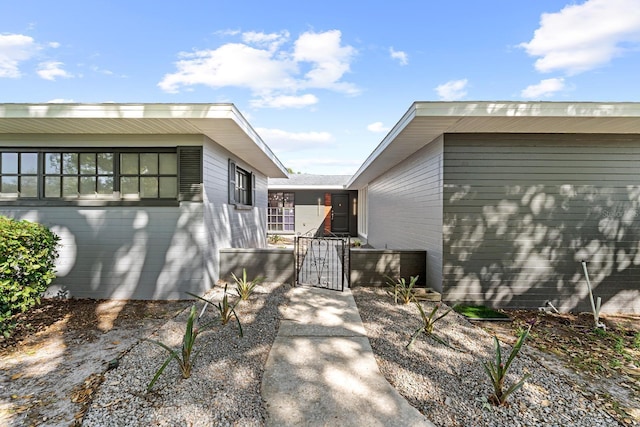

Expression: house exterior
xmin=348 ymin=101 xmax=640 ymax=313
xmin=267 ymin=174 xmax=357 ymax=237
xmin=0 ymin=103 xmax=288 ymax=300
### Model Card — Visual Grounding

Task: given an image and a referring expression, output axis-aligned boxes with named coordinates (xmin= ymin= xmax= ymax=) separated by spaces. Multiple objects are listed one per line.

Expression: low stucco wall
xmin=349 ymin=249 xmax=427 ymax=287
xmin=219 ymin=248 xmax=295 ymax=285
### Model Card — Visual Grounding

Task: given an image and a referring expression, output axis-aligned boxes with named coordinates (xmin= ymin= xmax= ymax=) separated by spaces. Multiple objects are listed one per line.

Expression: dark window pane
xmin=1 ymin=152 xmax=18 ymax=174
xmin=21 ymin=153 xmax=38 ymax=174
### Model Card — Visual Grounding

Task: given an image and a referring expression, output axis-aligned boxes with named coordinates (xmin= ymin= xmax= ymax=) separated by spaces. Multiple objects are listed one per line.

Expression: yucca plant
xmin=483 ymin=326 xmax=531 ymax=406
xmin=188 ymin=284 xmax=243 ymax=337
xmin=147 ymin=304 xmax=203 ymax=391
xmin=232 ymin=268 xmax=264 ymax=301
xmin=385 ymin=275 xmax=419 ymax=304
xmin=407 ymin=302 xmax=453 ymax=348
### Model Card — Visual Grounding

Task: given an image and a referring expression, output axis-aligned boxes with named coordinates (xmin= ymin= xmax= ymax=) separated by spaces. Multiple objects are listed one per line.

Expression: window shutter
xmin=178 ymin=146 xmax=203 ymax=201
xmin=251 ymin=172 xmax=256 ymax=205
xmin=228 ymin=159 xmax=236 ymax=204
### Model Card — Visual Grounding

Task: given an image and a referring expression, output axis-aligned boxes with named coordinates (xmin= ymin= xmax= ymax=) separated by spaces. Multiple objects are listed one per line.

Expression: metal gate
xmin=295 ymin=236 xmax=347 ymax=291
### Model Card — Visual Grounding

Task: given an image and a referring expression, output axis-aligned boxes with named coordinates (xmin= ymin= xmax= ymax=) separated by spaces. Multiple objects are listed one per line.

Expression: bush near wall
xmin=0 ymin=216 xmax=60 ymax=337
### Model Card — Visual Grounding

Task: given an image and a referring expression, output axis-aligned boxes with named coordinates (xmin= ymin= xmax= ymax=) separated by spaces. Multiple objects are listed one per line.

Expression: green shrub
xmin=0 ymin=216 xmax=60 ymax=337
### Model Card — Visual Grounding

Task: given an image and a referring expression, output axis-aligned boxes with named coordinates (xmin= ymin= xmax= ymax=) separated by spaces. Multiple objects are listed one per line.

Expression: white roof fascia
xmin=0 ymin=103 xmax=289 ymax=178
xmin=347 ymin=101 xmax=640 ymax=189
xmin=268 ymin=184 xmax=347 ymax=190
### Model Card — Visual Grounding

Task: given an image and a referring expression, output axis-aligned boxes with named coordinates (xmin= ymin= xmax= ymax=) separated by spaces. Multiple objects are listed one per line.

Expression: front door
xmin=331 ymin=194 xmax=349 ymax=234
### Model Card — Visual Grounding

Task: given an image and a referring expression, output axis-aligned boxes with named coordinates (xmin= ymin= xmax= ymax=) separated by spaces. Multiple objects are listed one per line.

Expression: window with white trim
xmin=268 ymin=191 xmax=294 ymax=232
xmin=358 ymin=186 xmax=368 ymax=237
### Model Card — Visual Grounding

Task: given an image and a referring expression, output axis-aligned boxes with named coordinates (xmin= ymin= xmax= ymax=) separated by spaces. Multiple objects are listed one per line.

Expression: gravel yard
xmin=352 ymin=287 xmax=633 ymax=427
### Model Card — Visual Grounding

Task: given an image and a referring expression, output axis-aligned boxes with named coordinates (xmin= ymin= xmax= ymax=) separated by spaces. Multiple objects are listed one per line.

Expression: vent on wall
xmin=178 ymin=146 xmax=203 ymax=202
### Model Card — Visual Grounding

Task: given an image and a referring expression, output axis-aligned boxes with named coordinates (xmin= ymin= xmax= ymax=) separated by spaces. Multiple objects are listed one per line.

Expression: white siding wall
xmin=202 ymin=137 xmax=268 ymax=285
xmin=366 ymin=136 xmax=444 ymax=290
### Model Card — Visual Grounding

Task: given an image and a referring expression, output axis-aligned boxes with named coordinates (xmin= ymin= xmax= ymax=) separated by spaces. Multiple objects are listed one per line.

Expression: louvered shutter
xmin=251 ymin=172 xmax=256 ymax=205
xmin=178 ymin=146 xmax=203 ymax=201
xmin=228 ymin=159 xmax=236 ymax=204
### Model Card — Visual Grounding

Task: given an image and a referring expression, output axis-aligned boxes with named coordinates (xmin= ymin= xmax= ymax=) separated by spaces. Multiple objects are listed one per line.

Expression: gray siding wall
xmin=0 ymin=205 xmax=206 ymax=299
xmin=443 ymin=133 xmax=640 ymax=313
xmin=350 ymin=249 xmax=427 ymax=287
xmin=219 ymin=248 xmax=294 ymax=284
xmin=366 ymin=136 xmax=444 ymax=290
xmin=202 ymin=137 xmax=268 ymax=286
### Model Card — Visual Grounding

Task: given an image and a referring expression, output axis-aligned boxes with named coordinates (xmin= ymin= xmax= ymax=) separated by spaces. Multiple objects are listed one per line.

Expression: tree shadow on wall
xmin=443 ymin=183 xmax=640 ymax=312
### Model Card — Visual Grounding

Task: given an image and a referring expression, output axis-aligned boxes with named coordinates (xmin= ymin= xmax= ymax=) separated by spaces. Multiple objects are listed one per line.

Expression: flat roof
xmin=0 ymin=103 xmax=288 ymax=178
xmin=348 ymin=101 xmax=640 ymax=189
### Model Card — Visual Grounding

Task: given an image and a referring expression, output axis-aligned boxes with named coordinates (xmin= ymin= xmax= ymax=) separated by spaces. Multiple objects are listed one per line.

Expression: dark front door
xmin=331 ymin=194 xmax=349 ymax=234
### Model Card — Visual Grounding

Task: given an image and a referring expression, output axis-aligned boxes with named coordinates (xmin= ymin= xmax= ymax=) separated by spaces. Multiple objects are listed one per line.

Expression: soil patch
xmin=0 ymin=298 xmax=190 ymax=426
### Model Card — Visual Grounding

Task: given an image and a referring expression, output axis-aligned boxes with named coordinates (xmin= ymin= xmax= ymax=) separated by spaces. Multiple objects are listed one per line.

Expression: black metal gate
xmin=295 ymin=236 xmax=347 ymax=291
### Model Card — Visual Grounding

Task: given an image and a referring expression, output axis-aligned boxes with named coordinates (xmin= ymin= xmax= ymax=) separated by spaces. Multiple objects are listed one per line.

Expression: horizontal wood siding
xmin=202 ymin=137 xmax=268 ymax=286
xmin=0 ymin=205 xmax=205 ymax=299
xmin=367 ymin=136 xmax=443 ymax=291
xmin=443 ymin=133 xmax=640 ymax=313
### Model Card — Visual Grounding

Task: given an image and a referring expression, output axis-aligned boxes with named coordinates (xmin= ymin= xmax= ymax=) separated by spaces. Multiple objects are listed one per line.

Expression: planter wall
xmin=349 ymin=249 xmax=427 ymax=287
xmin=219 ymin=248 xmax=295 ymax=285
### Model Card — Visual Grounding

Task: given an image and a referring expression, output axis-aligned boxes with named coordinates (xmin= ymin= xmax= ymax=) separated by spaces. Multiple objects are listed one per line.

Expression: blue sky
xmin=2 ymin=0 xmax=640 ymax=174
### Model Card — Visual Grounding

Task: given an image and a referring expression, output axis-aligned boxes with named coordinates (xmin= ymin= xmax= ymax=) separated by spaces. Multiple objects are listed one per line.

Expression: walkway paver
xmin=261 ymin=286 xmax=435 ymax=427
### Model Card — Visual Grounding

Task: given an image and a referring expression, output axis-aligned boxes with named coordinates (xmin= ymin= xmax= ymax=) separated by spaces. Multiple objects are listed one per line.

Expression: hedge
xmin=0 ymin=216 xmax=60 ymax=337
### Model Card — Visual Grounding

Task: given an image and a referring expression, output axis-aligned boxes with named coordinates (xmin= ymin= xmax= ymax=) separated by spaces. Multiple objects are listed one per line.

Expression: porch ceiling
xmin=0 ymin=103 xmax=288 ymax=178
xmin=347 ymin=101 xmax=640 ymax=189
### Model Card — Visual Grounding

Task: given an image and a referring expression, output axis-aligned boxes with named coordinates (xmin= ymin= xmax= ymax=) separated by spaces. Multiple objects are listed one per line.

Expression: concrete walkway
xmin=262 ymin=286 xmax=435 ymax=427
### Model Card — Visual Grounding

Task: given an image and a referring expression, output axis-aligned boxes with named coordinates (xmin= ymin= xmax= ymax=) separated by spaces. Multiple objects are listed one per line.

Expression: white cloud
xmin=256 ymin=127 xmax=333 ymax=152
xmin=389 ymin=47 xmax=408 ymax=66
xmin=435 ymin=79 xmax=468 ymax=101
xmin=521 ymin=77 xmax=565 ymax=98
xmin=37 ymin=61 xmax=72 ymax=81
xmin=520 ymin=0 xmax=640 ymax=75
xmin=251 ymin=93 xmax=318 ymax=109
xmin=159 ymin=29 xmax=359 ymax=104
xmin=47 ymin=98 xmax=75 ymax=103
xmin=0 ymin=33 xmax=38 ymax=78
xmin=367 ymin=122 xmax=389 ymax=133
xmin=48 ymin=42 xmax=60 ymax=49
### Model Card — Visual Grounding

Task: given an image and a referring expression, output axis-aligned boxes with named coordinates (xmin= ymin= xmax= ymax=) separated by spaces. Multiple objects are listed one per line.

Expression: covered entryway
xmin=295 ymin=236 xmax=347 ymax=291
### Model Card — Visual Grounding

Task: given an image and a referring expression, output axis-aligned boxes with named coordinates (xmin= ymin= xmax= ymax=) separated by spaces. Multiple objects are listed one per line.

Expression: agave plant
xmin=147 ymin=304 xmax=203 ymax=391
xmin=483 ymin=326 xmax=531 ymax=406
xmin=407 ymin=302 xmax=453 ymax=348
xmin=188 ymin=284 xmax=243 ymax=337
xmin=232 ymin=268 xmax=264 ymax=301
xmin=385 ymin=275 xmax=419 ymax=304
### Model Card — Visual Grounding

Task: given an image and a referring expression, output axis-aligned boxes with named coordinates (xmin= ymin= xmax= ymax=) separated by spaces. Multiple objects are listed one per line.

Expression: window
xmin=0 ymin=152 xmax=38 ymax=198
xmin=358 ymin=186 xmax=368 ymax=237
xmin=0 ymin=149 xmax=182 ymax=202
xmin=228 ymin=159 xmax=255 ymax=206
xmin=268 ymin=191 xmax=294 ymax=232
